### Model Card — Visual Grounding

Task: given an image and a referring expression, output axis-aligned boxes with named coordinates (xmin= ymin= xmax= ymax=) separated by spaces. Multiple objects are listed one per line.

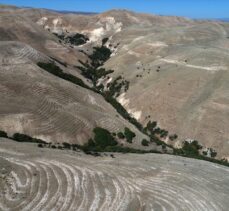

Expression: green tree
xmin=141 ymin=139 xmax=149 ymax=146
xmin=124 ymin=127 xmax=136 ymax=143
xmin=93 ymin=127 xmax=118 ymax=148
xmin=0 ymin=130 xmax=8 ymax=138
xmin=117 ymin=132 xmax=125 ymax=139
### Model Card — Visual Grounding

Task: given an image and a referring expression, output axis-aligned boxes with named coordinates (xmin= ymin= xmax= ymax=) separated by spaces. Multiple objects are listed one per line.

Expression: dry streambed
xmin=0 ymin=139 xmax=229 ymax=211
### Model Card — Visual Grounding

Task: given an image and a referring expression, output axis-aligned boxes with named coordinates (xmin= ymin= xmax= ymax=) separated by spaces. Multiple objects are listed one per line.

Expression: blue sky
xmin=1 ymin=0 xmax=229 ymax=19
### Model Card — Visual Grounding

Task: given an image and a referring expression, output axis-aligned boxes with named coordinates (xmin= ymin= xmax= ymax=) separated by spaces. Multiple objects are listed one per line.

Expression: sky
xmin=1 ymin=0 xmax=229 ymax=19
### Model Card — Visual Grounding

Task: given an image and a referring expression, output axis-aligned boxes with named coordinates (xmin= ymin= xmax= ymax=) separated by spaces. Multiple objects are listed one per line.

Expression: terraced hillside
xmin=0 ymin=41 xmax=152 ymax=148
xmin=0 ymin=138 xmax=229 ymax=211
xmin=105 ymin=19 xmax=229 ymax=159
xmin=1 ymin=5 xmax=229 ymax=158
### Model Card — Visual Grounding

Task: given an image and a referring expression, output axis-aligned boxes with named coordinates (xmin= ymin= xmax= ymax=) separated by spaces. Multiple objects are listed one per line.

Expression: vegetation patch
xmin=117 ymin=132 xmax=125 ymax=139
xmin=93 ymin=127 xmax=118 ymax=148
xmin=12 ymin=133 xmax=46 ymax=144
xmin=174 ymin=140 xmax=202 ymax=156
xmin=53 ymin=33 xmax=89 ymax=46
xmin=37 ymin=62 xmax=93 ymax=91
xmin=169 ymin=134 xmax=178 ymax=141
xmin=35 ymin=46 xmax=228 ymax=167
xmin=0 ymin=130 xmax=8 ymax=138
xmin=141 ymin=139 xmax=149 ymax=146
xmin=124 ymin=127 xmax=136 ymax=143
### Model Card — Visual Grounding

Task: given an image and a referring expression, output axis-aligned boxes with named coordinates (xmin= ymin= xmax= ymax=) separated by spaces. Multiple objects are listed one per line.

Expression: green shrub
xmin=0 ymin=130 xmax=8 ymax=138
xmin=124 ymin=127 xmax=136 ymax=143
xmin=89 ymin=46 xmax=112 ymax=67
xmin=38 ymin=143 xmax=43 ymax=148
xmin=169 ymin=134 xmax=178 ymax=141
xmin=181 ymin=140 xmax=202 ymax=156
xmin=37 ymin=62 xmax=91 ymax=90
xmin=63 ymin=142 xmax=71 ymax=149
xmin=202 ymin=151 xmax=207 ymax=156
xmin=93 ymin=127 xmax=118 ymax=148
xmin=160 ymin=130 xmax=168 ymax=138
xmin=145 ymin=121 xmax=157 ymax=133
xmin=53 ymin=33 xmax=89 ymax=46
xmin=209 ymin=148 xmax=217 ymax=158
xmin=12 ymin=133 xmax=46 ymax=144
xmin=141 ymin=139 xmax=149 ymax=146
xmin=102 ymin=37 xmax=109 ymax=45
xmin=67 ymin=33 xmax=89 ymax=46
xmin=117 ymin=132 xmax=125 ymax=139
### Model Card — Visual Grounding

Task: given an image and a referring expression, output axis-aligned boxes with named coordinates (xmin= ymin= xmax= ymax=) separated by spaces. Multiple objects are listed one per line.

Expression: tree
xmin=169 ymin=134 xmax=178 ymax=141
xmin=141 ymin=139 xmax=149 ymax=146
xmin=93 ymin=127 xmax=118 ymax=148
xmin=38 ymin=143 xmax=43 ymax=148
xmin=124 ymin=127 xmax=136 ymax=143
xmin=0 ymin=130 xmax=8 ymax=138
xmin=117 ymin=132 xmax=125 ymax=139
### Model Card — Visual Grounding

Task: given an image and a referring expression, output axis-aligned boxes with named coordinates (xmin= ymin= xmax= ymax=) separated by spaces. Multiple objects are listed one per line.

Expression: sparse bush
xmin=37 ymin=62 xmax=91 ymax=90
xmin=202 ymin=151 xmax=207 ymax=156
xmin=66 ymin=33 xmax=89 ymax=46
xmin=12 ymin=133 xmax=45 ymax=144
xmin=145 ymin=121 xmax=157 ymax=133
xmin=141 ymin=139 xmax=149 ymax=146
xmin=209 ymin=148 xmax=217 ymax=158
xmin=117 ymin=132 xmax=125 ymax=139
xmin=0 ymin=130 xmax=8 ymax=138
xmin=124 ymin=127 xmax=136 ymax=143
xmin=169 ymin=134 xmax=178 ymax=141
xmin=160 ymin=130 xmax=168 ymax=138
xmin=63 ymin=142 xmax=71 ymax=149
xmin=102 ymin=37 xmax=109 ymax=45
xmin=181 ymin=140 xmax=202 ymax=156
xmin=162 ymin=144 xmax=166 ymax=150
xmin=53 ymin=32 xmax=89 ymax=46
xmin=38 ymin=143 xmax=43 ymax=148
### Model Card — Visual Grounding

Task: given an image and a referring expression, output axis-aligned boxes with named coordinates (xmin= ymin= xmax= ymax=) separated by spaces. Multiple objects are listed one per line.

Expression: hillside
xmin=0 ymin=4 xmax=229 ymax=210
xmin=0 ymin=138 xmax=229 ymax=211
xmin=1 ymin=5 xmax=229 ymax=159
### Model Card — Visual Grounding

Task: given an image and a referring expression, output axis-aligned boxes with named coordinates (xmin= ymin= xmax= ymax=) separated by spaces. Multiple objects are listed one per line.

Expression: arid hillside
xmin=0 ymin=5 xmax=229 ymax=159
xmin=0 ymin=5 xmax=229 ymax=211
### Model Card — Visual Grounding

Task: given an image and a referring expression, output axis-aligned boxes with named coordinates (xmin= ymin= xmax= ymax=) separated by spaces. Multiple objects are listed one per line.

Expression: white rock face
xmin=88 ymin=17 xmax=123 ymax=43
xmin=103 ymin=17 xmax=122 ymax=33
xmin=89 ymin=27 xmax=106 ymax=42
xmin=52 ymin=17 xmax=63 ymax=34
xmin=36 ymin=17 xmax=48 ymax=26
xmin=118 ymin=93 xmax=142 ymax=120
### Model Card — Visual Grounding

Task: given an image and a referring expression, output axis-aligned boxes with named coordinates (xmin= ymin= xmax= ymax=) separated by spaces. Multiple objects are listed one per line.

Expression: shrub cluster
xmin=117 ymin=128 xmax=136 ymax=143
xmin=37 ymin=62 xmax=92 ymax=90
xmin=173 ymin=140 xmax=202 ymax=157
xmin=124 ymin=127 xmax=136 ymax=143
xmin=141 ymin=139 xmax=149 ymax=146
xmin=0 ymin=130 xmax=8 ymax=138
xmin=12 ymin=133 xmax=46 ymax=144
xmin=53 ymin=33 xmax=89 ymax=46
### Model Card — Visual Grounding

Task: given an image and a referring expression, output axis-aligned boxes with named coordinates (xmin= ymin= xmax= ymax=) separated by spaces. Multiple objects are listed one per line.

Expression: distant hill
xmin=219 ymin=18 xmax=229 ymax=22
xmin=56 ymin=10 xmax=98 ymax=15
